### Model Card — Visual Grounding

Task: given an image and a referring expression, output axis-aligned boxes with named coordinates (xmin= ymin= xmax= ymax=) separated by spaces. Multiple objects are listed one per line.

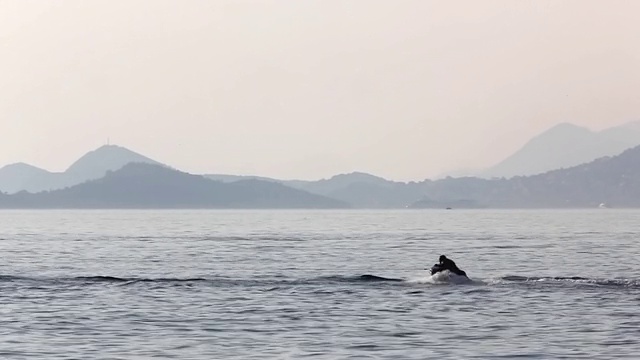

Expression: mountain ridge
xmin=479 ymin=121 xmax=640 ymax=179
xmin=0 ymin=163 xmax=349 ymax=209
xmin=4 ymin=143 xmax=640 ymax=208
xmin=0 ymin=145 xmax=163 ymax=194
xmin=4 ymin=120 xmax=640 ymax=208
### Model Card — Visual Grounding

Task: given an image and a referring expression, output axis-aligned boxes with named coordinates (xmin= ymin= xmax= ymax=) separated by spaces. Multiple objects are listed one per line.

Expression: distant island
xmin=2 ymin=121 xmax=640 ymax=209
xmin=445 ymin=121 xmax=640 ymax=179
xmin=0 ymin=163 xmax=348 ymax=209
xmin=0 ymin=145 xmax=161 ymax=194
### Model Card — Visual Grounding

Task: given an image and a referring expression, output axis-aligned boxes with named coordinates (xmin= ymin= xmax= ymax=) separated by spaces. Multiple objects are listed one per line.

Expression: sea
xmin=1 ymin=209 xmax=639 ymax=359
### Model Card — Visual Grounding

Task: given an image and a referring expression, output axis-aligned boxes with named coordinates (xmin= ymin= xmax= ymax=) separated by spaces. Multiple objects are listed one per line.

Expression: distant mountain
xmin=480 ymin=121 xmax=640 ymax=179
xmin=8 ymin=127 xmax=640 ymax=208
xmin=409 ymin=144 xmax=640 ymax=208
xmin=0 ymin=163 xmax=348 ymax=209
xmin=263 ymin=142 xmax=640 ymax=209
xmin=65 ymin=145 xmax=162 ymax=181
xmin=0 ymin=145 xmax=162 ymax=194
xmin=205 ymin=171 xmax=415 ymax=208
xmin=5 ymin=146 xmax=640 ymax=208
xmin=0 ymin=163 xmax=64 ymax=194
xmin=501 ymin=144 xmax=640 ymax=207
xmin=266 ymin=171 xmax=426 ymax=208
xmin=290 ymin=172 xmax=392 ymax=195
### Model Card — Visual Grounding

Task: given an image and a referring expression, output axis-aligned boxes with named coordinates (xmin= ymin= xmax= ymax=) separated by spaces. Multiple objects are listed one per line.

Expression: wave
xmin=0 ymin=275 xmax=209 ymax=285
xmin=0 ymin=274 xmax=404 ymax=287
xmin=320 ymin=275 xmax=404 ymax=282
xmin=498 ymin=275 xmax=640 ymax=288
xmin=2 ymin=274 xmax=638 ymax=289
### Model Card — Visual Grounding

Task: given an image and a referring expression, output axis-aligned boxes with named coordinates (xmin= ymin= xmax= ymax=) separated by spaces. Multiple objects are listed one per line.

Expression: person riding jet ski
xmin=429 ymin=255 xmax=467 ymax=277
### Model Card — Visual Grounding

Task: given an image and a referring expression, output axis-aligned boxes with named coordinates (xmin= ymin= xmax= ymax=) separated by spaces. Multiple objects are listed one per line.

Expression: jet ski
xmin=430 ymin=263 xmax=446 ymax=275
xmin=429 ymin=263 xmax=468 ymax=278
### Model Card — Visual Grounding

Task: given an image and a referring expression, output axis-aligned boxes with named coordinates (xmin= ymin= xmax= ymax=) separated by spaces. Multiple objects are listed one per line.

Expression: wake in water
xmin=496 ymin=275 xmax=640 ymax=288
xmin=0 ymin=273 xmax=477 ymax=288
xmin=1 ymin=273 xmax=639 ymax=289
xmin=348 ymin=274 xmax=640 ymax=288
xmin=0 ymin=275 xmax=209 ymax=286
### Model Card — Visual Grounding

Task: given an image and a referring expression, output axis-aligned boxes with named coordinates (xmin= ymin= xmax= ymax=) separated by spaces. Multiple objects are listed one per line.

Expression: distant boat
xmin=598 ymin=203 xmax=608 ymax=209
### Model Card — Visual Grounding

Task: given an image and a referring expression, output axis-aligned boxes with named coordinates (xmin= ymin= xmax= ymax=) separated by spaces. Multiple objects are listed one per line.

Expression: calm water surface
xmin=1 ymin=210 xmax=639 ymax=359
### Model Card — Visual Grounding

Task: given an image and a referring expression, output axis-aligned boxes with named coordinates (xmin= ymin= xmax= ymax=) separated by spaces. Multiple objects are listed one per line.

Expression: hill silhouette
xmin=289 ymin=172 xmax=393 ymax=195
xmin=0 ymin=145 xmax=163 ymax=194
xmin=65 ymin=145 xmax=162 ymax=180
xmin=0 ymin=163 xmax=348 ymax=209
xmin=0 ymin=163 xmax=64 ymax=194
xmin=411 ymin=144 xmax=640 ymax=208
xmin=252 ymin=144 xmax=640 ymax=208
xmin=479 ymin=121 xmax=640 ymax=178
xmin=5 ymin=137 xmax=640 ymax=208
xmin=204 ymin=171 xmax=409 ymax=207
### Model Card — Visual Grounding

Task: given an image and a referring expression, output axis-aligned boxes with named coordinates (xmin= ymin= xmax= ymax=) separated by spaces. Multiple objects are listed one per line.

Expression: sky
xmin=1 ymin=0 xmax=639 ymax=181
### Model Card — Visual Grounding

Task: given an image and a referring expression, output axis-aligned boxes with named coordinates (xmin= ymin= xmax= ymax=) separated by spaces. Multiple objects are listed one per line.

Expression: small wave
xmin=1 ymin=273 xmax=484 ymax=288
xmin=0 ymin=274 xmax=406 ymax=287
xmin=73 ymin=276 xmax=210 ymax=284
xmin=499 ymin=275 xmax=640 ymax=288
xmin=4 ymin=273 xmax=637 ymax=291
xmin=25 ymin=273 xmax=631 ymax=289
xmin=74 ymin=276 xmax=132 ymax=283
xmin=493 ymin=245 xmax=522 ymax=249
xmin=316 ymin=275 xmax=404 ymax=283
xmin=0 ymin=275 xmax=211 ymax=286
xmin=358 ymin=274 xmax=404 ymax=282
xmin=0 ymin=275 xmax=28 ymax=282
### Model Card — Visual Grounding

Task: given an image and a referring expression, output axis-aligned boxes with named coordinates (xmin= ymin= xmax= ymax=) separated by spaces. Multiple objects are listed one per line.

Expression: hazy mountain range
xmin=0 ymin=145 xmax=161 ymax=194
xmin=0 ymin=163 xmax=347 ymax=209
xmin=445 ymin=121 xmax=640 ymax=179
xmin=2 ymin=121 xmax=640 ymax=208
xmin=413 ymin=144 xmax=640 ymax=208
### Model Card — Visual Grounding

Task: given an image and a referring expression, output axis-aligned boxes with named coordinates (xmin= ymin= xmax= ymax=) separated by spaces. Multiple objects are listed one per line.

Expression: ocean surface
xmin=1 ymin=209 xmax=639 ymax=359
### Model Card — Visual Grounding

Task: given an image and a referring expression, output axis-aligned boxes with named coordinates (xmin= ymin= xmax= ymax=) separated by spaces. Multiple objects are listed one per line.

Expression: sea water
xmin=1 ymin=209 xmax=639 ymax=359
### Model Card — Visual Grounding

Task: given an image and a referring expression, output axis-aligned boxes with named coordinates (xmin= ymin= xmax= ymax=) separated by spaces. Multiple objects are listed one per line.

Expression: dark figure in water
xmin=430 ymin=255 xmax=467 ymax=277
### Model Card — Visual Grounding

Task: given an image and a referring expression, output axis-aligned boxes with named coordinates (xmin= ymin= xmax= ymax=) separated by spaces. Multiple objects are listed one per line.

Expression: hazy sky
xmin=1 ymin=1 xmax=639 ymax=180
